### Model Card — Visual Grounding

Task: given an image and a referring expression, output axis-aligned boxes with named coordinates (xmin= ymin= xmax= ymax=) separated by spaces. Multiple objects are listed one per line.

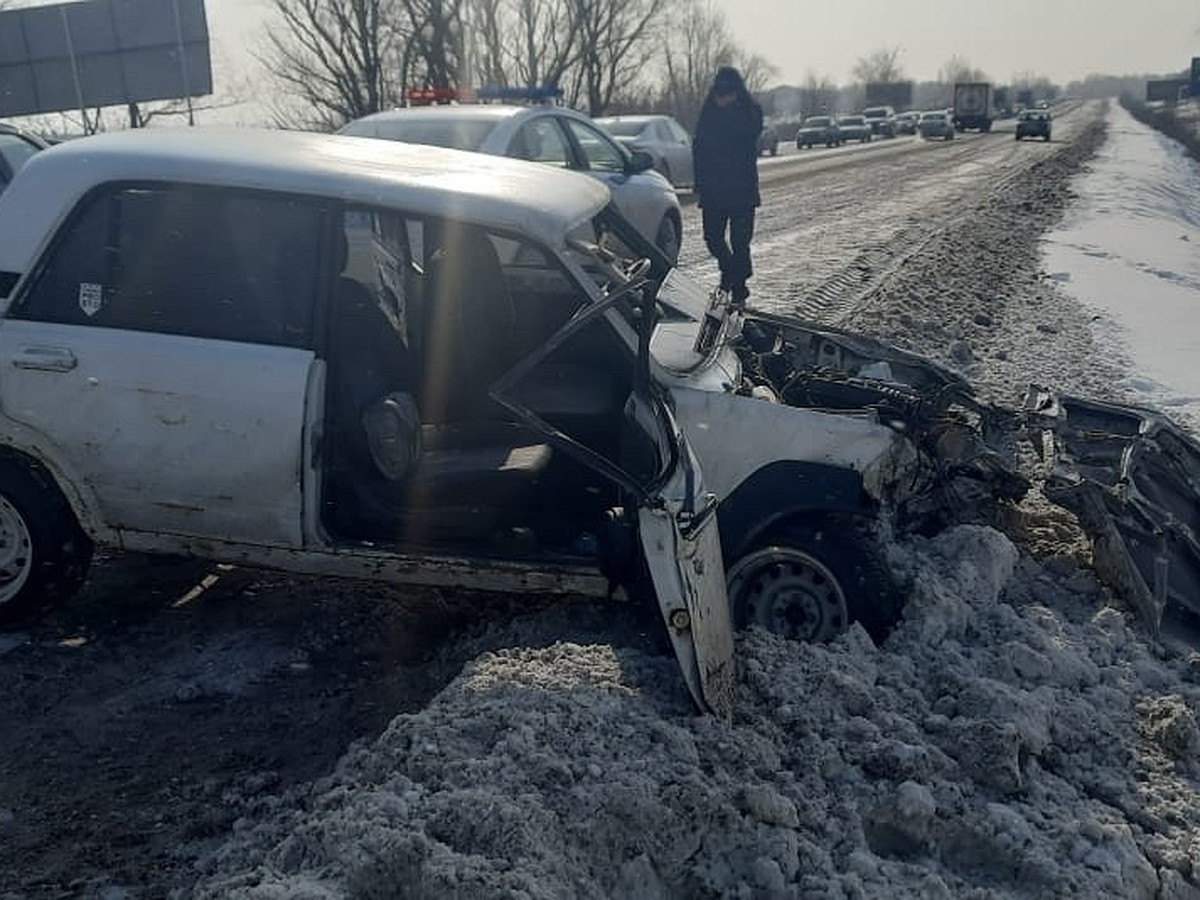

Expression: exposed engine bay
xmin=729 ymin=310 xmax=1200 ymax=633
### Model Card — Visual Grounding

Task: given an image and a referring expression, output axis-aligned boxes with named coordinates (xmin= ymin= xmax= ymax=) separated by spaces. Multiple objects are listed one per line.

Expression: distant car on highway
xmin=862 ymin=106 xmax=896 ymax=138
xmin=0 ymin=123 xmax=48 ymax=195
xmin=796 ymin=115 xmax=840 ymax=149
xmin=758 ymin=126 xmax=779 ymax=156
xmin=593 ymin=114 xmax=693 ymax=188
xmin=836 ymin=115 xmax=872 ymax=143
xmin=918 ymin=110 xmax=956 ymax=141
xmin=893 ymin=111 xmax=919 ymax=135
xmin=1015 ymin=109 xmax=1052 ymax=142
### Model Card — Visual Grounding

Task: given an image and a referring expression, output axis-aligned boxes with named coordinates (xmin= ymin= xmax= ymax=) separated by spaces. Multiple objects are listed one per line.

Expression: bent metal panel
xmin=0 ymin=0 xmax=212 ymax=118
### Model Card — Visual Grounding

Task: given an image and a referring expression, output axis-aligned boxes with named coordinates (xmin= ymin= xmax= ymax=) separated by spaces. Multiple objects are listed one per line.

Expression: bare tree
xmin=852 ymin=46 xmax=904 ymax=84
xmin=568 ymin=0 xmax=662 ymax=115
xmin=938 ymin=55 xmax=988 ymax=85
xmin=800 ymin=69 xmax=838 ymax=117
xmin=260 ymin=0 xmax=401 ymax=130
xmin=659 ymin=0 xmax=735 ymax=129
xmin=735 ymin=51 xmax=778 ymax=95
xmin=460 ymin=0 xmax=583 ymax=90
xmin=397 ymin=0 xmax=466 ymax=89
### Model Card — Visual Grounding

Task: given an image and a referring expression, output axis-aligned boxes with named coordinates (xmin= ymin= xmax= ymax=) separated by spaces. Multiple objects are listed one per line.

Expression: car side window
xmin=510 ymin=118 xmax=571 ymax=167
xmin=564 ymin=119 xmax=625 ymax=174
xmin=0 ymin=133 xmax=40 ymax=182
xmin=12 ymin=184 xmax=323 ymax=348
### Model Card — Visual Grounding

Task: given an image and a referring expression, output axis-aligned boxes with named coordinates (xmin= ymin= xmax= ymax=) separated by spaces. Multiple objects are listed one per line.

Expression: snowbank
xmin=189 ymin=527 xmax=1200 ymax=899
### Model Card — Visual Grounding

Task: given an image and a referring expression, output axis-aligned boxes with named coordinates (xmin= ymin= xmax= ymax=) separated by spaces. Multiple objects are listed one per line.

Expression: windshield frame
xmin=578 ymin=203 xmax=719 ymax=375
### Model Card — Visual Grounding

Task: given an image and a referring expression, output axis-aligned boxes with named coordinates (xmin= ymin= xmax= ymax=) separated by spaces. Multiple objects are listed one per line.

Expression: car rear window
xmin=340 ymin=118 xmax=496 ymax=152
xmin=804 ymin=117 xmax=831 ymax=126
xmin=598 ymin=120 xmax=647 ymax=137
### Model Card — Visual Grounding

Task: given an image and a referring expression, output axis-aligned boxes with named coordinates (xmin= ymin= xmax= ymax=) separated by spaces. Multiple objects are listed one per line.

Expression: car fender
xmin=668 ymin=386 xmax=909 ymax=543
xmin=715 ymin=459 xmax=870 ymax=560
xmin=0 ymin=419 xmax=116 ymax=545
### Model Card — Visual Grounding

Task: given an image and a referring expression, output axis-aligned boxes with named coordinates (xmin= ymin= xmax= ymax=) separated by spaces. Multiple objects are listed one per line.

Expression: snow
xmin=1043 ymin=103 xmax=1200 ymax=430
xmin=185 ymin=105 xmax=1200 ymax=899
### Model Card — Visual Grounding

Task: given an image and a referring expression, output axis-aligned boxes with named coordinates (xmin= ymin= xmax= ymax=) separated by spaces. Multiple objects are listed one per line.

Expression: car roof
xmin=594 ymin=115 xmax=661 ymax=124
xmin=347 ymin=104 xmax=533 ymax=125
xmin=0 ymin=127 xmax=611 ymax=273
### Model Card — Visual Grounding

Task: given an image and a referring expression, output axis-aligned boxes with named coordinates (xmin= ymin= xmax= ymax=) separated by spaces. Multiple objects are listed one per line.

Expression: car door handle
xmin=12 ymin=346 xmax=78 ymax=372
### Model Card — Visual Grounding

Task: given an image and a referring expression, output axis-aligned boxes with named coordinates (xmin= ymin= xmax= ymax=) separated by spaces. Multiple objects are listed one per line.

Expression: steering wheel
xmin=622 ymin=256 xmax=652 ymax=283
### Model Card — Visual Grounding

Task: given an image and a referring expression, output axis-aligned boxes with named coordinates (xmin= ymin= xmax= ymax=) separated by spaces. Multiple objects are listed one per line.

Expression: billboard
xmin=864 ymin=81 xmax=914 ymax=110
xmin=1146 ymin=79 xmax=1189 ymax=103
xmin=0 ymin=0 xmax=212 ymax=118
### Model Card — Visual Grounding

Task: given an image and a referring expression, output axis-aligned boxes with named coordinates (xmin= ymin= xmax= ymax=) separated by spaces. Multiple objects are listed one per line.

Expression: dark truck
xmin=953 ymin=82 xmax=993 ymax=132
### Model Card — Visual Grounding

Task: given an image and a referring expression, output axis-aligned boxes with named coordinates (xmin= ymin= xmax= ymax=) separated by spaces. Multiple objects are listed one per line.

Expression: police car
xmin=340 ymin=86 xmax=683 ymax=264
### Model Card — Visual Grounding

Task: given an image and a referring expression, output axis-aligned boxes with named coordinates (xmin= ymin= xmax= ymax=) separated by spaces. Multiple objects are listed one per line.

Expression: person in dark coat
xmin=692 ymin=66 xmax=763 ymax=305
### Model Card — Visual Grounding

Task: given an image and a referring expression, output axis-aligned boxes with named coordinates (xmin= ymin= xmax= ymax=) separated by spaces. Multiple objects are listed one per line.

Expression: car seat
xmin=420 ymin=221 xmax=518 ymax=423
xmin=334 ymin=222 xmax=553 ymax=545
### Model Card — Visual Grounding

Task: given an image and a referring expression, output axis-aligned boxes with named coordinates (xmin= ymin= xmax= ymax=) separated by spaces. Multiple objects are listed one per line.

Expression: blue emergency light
xmin=476 ymin=84 xmax=563 ymax=103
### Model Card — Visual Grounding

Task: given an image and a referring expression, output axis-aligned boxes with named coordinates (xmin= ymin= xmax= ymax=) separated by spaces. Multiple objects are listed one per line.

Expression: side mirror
xmin=628 ymin=149 xmax=655 ymax=174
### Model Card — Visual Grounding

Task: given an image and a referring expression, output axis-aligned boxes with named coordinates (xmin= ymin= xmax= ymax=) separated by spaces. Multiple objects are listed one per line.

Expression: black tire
xmin=655 ymin=214 xmax=681 ymax=266
xmin=0 ymin=459 xmax=93 ymax=622
xmin=770 ymin=145 xmax=778 ymax=157
xmin=727 ymin=516 xmax=900 ymax=643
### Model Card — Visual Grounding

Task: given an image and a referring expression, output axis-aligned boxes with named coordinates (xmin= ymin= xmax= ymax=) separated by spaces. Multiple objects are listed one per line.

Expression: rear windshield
xmin=803 ymin=117 xmax=831 ymax=126
xmin=863 ymin=108 xmax=888 ymax=118
xmin=339 ymin=117 xmax=497 ymax=151
xmin=841 ymin=116 xmax=865 ymax=125
xmin=599 ymin=120 xmax=647 ymax=137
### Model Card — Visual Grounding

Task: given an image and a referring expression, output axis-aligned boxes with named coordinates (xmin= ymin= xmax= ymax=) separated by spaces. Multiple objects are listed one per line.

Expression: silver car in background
xmin=594 ymin=114 xmax=694 ymax=189
xmin=836 ymin=115 xmax=873 ymax=143
xmin=341 ymin=104 xmax=684 ymax=262
xmin=918 ymin=110 xmax=956 ymax=141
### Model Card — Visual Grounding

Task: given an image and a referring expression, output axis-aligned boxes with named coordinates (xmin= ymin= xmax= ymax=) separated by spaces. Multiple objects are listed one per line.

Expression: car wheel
xmin=655 ymin=214 xmax=681 ymax=265
xmin=727 ymin=517 xmax=900 ymax=643
xmin=1043 ymin=134 xmax=1050 ymax=142
xmin=0 ymin=459 xmax=93 ymax=622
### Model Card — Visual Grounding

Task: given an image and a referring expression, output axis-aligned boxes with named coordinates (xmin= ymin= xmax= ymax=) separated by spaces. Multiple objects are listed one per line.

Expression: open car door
xmin=490 ymin=283 xmax=734 ymax=716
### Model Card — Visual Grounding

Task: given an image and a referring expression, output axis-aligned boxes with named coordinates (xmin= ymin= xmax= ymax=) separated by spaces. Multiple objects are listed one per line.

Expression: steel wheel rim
xmin=729 ymin=547 xmax=848 ymax=642
xmin=0 ymin=495 xmax=33 ymax=605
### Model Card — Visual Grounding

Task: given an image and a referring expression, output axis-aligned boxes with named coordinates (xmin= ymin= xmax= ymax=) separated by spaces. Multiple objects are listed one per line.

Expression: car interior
xmin=322 ymin=207 xmax=652 ymax=561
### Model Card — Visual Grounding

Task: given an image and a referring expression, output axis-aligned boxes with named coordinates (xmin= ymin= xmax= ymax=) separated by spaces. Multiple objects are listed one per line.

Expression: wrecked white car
xmin=0 ymin=130 xmax=1191 ymax=716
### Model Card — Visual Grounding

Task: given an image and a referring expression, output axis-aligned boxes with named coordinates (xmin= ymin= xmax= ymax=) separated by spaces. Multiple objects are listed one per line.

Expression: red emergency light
xmin=405 ymin=86 xmax=458 ymax=106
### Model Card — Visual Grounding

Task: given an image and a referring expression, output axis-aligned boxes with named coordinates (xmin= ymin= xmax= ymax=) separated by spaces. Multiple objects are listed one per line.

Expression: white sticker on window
xmin=78 ymin=282 xmax=103 ymax=317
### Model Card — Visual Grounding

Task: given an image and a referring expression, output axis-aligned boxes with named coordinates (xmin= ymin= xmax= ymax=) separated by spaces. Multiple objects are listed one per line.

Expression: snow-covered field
xmin=1043 ymin=102 xmax=1200 ymax=433
xmin=182 ymin=102 xmax=1200 ymax=900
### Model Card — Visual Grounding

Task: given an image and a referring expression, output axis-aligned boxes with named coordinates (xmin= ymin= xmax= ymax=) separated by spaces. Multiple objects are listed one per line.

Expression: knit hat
xmin=712 ymin=67 xmax=742 ymax=94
